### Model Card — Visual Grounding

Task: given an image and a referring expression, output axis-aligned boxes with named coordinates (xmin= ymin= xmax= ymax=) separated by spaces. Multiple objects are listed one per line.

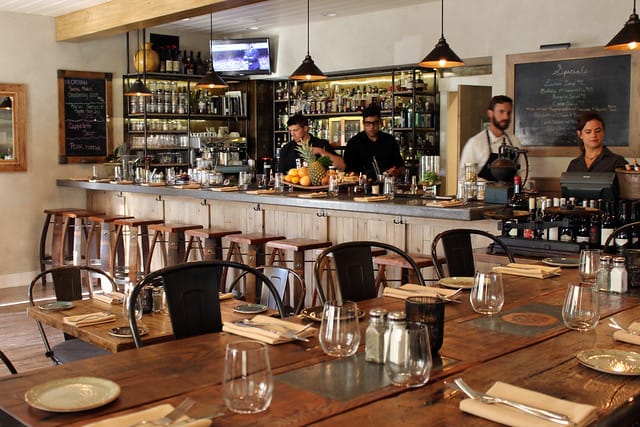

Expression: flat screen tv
xmin=210 ymin=38 xmax=272 ymax=76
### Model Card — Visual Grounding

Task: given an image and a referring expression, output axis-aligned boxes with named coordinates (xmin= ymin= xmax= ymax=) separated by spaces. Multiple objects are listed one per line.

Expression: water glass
xmin=223 ymin=341 xmax=273 ymax=414
xmin=123 ymin=288 xmax=143 ymax=323
xmin=274 ymin=172 xmax=285 ymax=192
xmin=384 ymin=321 xmax=432 ymax=388
xmin=562 ymin=282 xmax=599 ymax=331
xmin=579 ymin=249 xmax=601 ymax=285
xmin=256 ymin=173 xmax=267 ymax=188
xmin=405 ymin=296 xmax=445 ymax=353
xmin=238 ymin=171 xmax=250 ymax=190
xmin=319 ymin=300 xmax=361 ymax=357
xmin=470 ymin=271 xmax=504 ymax=315
xmin=383 ymin=176 xmax=395 ymax=200
xmin=328 ymin=174 xmax=339 ymax=197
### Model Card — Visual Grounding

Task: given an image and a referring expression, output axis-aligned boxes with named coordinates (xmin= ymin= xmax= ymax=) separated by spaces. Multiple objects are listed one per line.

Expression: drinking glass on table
xmin=579 ymin=249 xmax=601 ymax=286
xmin=238 ymin=171 xmax=250 ymax=191
xmin=470 ymin=271 xmax=504 ymax=315
xmin=223 ymin=341 xmax=273 ymax=414
xmin=123 ymin=286 xmax=143 ymax=325
xmin=385 ymin=321 xmax=432 ymax=387
xmin=319 ymin=300 xmax=361 ymax=357
xmin=562 ymin=282 xmax=599 ymax=331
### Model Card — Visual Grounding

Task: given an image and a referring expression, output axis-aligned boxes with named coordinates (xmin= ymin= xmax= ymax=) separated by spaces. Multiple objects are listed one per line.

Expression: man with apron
xmin=458 ymin=95 xmax=525 ymax=182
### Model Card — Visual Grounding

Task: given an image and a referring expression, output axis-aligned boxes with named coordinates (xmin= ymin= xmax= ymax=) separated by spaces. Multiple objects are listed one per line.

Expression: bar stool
xmin=145 ymin=223 xmax=204 ymax=272
xmin=85 ymin=214 xmax=134 ymax=276
xmin=40 ymin=208 xmax=82 ymax=273
xmin=111 ymin=218 xmax=164 ymax=284
xmin=373 ymin=252 xmax=444 ymax=292
xmin=183 ymin=228 xmax=242 ymax=262
xmin=223 ymin=232 xmax=286 ymax=301
xmin=58 ymin=209 xmax=105 ymax=267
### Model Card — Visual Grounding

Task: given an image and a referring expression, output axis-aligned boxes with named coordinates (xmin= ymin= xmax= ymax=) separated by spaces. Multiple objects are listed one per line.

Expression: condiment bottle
xmin=596 ymin=255 xmax=612 ymax=292
xmin=610 ymin=256 xmax=628 ymax=293
xmin=365 ymin=308 xmax=388 ymax=364
xmin=384 ymin=311 xmax=406 ymax=364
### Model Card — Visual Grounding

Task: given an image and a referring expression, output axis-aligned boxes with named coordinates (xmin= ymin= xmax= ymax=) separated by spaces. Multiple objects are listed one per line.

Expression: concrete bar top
xmin=57 ymin=179 xmax=501 ymax=221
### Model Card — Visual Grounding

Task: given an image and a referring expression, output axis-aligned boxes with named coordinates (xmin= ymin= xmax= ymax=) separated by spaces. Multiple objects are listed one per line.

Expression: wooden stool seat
xmin=41 ymin=208 xmax=83 ymax=274
xmin=373 ymin=253 xmax=444 ymax=290
xmin=59 ymin=210 xmax=105 ymax=266
xmin=146 ymin=223 xmax=204 ymax=271
xmin=112 ymin=218 xmax=164 ymax=284
xmin=85 ymin=215 xmax=134 ymax=277
xmin=184 ymin=228 xmax=242 ymax=262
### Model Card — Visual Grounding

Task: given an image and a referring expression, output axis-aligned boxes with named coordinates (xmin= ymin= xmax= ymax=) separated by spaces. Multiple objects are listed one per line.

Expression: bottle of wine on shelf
xmin=522 ymin=197 xmax=536 ymax=239
xmin=589 ymin=201 xmax=602 ymax=249
xmin=615 ymin=200 xmax=630 ymax=252
xmin=600 ymin=201 xmax=615 ymax=249
xmin=507 ymin=176 xmax=527 ymax=237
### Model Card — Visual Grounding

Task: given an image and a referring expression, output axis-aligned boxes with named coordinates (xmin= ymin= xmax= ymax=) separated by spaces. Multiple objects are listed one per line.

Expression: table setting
xmin=222 ymin=314 xmax=316 ymax=344
xmin=382 ymin=283 xmax=462 ymax=302
xmin=63 ymin=311 xmax=116 ymax=327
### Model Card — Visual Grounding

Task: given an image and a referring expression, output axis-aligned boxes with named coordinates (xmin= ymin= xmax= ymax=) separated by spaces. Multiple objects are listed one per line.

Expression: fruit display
xmin=286 ymin=141 xmax=332 ymax=186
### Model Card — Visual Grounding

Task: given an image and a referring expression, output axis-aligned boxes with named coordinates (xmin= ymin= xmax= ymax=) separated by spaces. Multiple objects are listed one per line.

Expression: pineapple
xmin=296 ymin=141 xmax=333 ymax=185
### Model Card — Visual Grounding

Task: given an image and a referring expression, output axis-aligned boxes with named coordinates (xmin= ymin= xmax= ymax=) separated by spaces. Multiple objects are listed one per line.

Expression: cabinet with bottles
xmin=124 ymin=73 xmax=248 ymax=171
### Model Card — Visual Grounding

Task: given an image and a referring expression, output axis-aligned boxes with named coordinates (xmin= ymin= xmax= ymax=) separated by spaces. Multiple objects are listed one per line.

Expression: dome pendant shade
xmin=605 ymin=7 xmax=640 ymax=50
xmin=290 ymin=54 xmax=326 ymax=81
xmin=124 ymin=78 xmax=152 ymax=97
xmin=419 ymin=36 xmax=465 ymax=68
xmin=195 ymin=70 xmax=228 ymax=89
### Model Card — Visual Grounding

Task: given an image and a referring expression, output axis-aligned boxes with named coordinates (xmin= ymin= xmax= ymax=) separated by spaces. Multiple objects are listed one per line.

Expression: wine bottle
xmin=195 ymin=51 xmax=206 ymax=75
xmin=631 ymin=201 xmax=640 ymax=248
xmin=159 ymin=46 xmax=166 ymax=73
xmin=507 ymin=176 xmax=527 ymax=237
xmin=176 ymin=49 xmax=184 ymax=74
xmin=601 ymin=201 xmax=615 ymax=249
xmin=523 ymin=197 xmax=536 ymax=239
xmin=576 ymin=215 xmax=590 ymax=247
xmin=615 ymin=200 xmax=629 ymax=252
xmin=589 ymin=204 xmax=602 ymax=249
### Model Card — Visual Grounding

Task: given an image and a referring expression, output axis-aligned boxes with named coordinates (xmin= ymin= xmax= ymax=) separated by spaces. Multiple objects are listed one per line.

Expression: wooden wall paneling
xmin=163 ymin=196 xmax=208 ymax=226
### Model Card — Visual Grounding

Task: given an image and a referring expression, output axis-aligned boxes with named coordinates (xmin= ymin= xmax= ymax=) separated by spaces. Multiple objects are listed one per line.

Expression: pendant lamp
xmin=196 ymin=13 xmax=228 ymax=89
xmin=290 ymin=0 xmax=327 ymax=81
xmin=605 ymin=0 xmax=640 ymax=50
xmin=0 ymin=97 xmax=12 ymax=110
xmin=125 ymin=30 xmax=152 ymax=97
xmin=419 ymin=0 xmax=464 ymax=69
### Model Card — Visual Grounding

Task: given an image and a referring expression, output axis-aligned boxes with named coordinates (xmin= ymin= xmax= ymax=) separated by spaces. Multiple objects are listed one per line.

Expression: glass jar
xmin=383 ymin=311 xmax=406 ymax=363
xmin=596 ymin=255 xmax=612 ymax=292
xmin=610 ymin=256 xmax=628 ymax=293
xmin=365 ymin=308 xmax=388 ymax=364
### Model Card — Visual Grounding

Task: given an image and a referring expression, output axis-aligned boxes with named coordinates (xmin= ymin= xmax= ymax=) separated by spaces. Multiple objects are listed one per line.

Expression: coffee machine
xmin=484 ymin=143 xmax=528 ymax=204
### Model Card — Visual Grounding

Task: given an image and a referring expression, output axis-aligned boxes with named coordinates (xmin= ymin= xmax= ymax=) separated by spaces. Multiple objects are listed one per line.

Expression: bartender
xmin=566 ymin=112 xmax=627 ymax=172
xmin=458 ymin=95 xmax=525 ymax=182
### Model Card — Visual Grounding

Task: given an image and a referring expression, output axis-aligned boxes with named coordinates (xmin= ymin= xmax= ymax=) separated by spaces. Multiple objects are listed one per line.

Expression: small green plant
xmin=422 ymin=171 xmax=440 ymax=185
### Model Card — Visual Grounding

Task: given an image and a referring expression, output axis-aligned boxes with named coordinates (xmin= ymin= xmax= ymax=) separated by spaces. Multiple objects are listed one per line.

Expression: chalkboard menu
xmin=57 ymin=70 xmax=112 ymax=163
xmin=507 ymin=47 xmax=639 ymax=158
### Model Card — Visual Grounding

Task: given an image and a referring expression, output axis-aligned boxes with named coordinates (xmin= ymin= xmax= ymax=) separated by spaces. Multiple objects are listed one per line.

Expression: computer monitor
xmin=560 ymin=172 xmax=617 ymax=202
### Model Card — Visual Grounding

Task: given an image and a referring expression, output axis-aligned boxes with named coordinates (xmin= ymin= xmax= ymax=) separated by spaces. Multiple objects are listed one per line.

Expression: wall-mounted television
xmin=210 ymin=38 xmax=272 ymax=76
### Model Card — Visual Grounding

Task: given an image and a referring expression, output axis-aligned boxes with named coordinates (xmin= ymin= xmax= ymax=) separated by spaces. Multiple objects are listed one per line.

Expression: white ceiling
xmin=0 ymin=0 xmax=436 ymax=36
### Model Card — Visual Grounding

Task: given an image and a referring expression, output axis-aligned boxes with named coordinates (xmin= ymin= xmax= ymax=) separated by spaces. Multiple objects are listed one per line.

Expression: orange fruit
xmin=288 ymin=168 xmax=298 ymax=177
xmin=321 ymin=174 xmax=330 ymax=185
xmin=291 ymin=176 xmax=300 ymax=184
xmin=297 ymin=166 xmax=308 ymax=177
xmin=299 ymin=175 xmax=311 ymax=186
xmin=283 ymin=174 xmax=291 ymax=182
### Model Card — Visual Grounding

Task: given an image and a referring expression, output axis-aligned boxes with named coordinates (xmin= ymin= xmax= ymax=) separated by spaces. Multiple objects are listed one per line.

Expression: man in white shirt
xmin=458 ymin=95 xmax=526 ymax=182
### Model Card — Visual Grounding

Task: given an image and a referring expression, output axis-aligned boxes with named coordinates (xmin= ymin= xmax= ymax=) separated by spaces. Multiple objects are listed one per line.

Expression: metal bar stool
xmin=58 ymin=210 xmax=105 ymax=267
xmin=40 ymin=208 xmax=82 ymax=277
xmin=145 ymin=223 xmax=204 ymax=272
xmin=111 ymin=218 xmax=164 ymax=285
xmin=183 ymin=228 xmax=242 ymax=262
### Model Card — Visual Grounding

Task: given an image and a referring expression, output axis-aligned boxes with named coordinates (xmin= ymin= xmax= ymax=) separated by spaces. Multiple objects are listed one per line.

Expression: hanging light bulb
xmin=605 ymin=0 xmax=640 ymax=50
xmin=196 ymin=13 xmax=228 ymax=89
xmin=125 ymin=29 xmax=152 ymax=97
xmin=419 ymin=0 xmax=464 ymax=69
xmin=290 ymin=0 xmax=327 ymax=80
xmin=0 ymin=97 xmax=12 ymax=110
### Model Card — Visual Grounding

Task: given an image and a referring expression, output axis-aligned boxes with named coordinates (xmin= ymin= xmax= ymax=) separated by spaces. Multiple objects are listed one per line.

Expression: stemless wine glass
xmin=319 ymin=300 xmax=361 ymax=357
xmin=579 ymin=249 xmax=601 ymax=285
xmin=223 ymin=341 xmax=273 ymax=414
xmin=470 ymin=271 xmax=504 ymax=315
xmin=123 ymin=286 xmax=143 ymax=324
xmin=562 ymin=282 xmax=599 ymax=331
xmin=385 ymin=321 xmax=432 ymax=387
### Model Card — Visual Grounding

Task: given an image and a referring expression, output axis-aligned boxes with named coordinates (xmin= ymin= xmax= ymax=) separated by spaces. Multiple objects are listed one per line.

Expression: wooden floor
xmin=0 ymin=285 xmax=64 ymax=374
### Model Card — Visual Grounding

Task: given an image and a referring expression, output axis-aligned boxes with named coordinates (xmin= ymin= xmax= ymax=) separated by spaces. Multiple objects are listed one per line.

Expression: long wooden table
xmin=6 ymin=268 xmax=640 ymax=426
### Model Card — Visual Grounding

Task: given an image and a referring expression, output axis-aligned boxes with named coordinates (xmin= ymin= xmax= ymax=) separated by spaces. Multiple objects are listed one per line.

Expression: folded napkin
xmin=140 ymin=182 xmax=166 ymax=187
xmin=173 ymin=183 xmax=201 ymax=189
xmin=89 ymin=178 xmax=112 ymax=183
xmin=425 ymin=199 xmax=465 ymax=207
xmin=111 ymin=180 xmax=134 ymax=185
xmin=210 ymin=186 xmax=239 ymax=192
xmin=493 ymin=263 xmax=561 ymax=279
xmin=93 ymin=292 xmax=125 ymax=305
xmin=354 ymin=195 xmax=387 ymax=202
xmin=613 ymin=321 xmax=640 ymax=345
xmin=219 ymin=292 xmax=234 ymax=301
xmin=245 ymin=188 xmax=277 ymax=195
xmin=459 ymin=381 xmax=597 ymax=427
xmin=383 ymin=284 xmax=460 ymax=300
xmin=82 ymin=403 xmax=211 ymax=427
xmin=298 ymin=192 xmax=327 ymax=198
xmin=222 ymin=314 xmax=315 ymax=345
xmin=63 ymin=312 xmax=116 ymax=327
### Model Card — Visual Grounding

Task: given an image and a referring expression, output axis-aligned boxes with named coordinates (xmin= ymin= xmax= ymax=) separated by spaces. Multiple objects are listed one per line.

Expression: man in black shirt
xmin=344 ymin=105 xmax=404 ymax=178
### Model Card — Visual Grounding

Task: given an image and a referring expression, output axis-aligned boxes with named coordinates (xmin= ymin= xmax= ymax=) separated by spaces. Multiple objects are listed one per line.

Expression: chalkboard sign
xmin=507 ymin=47 xmax=640 ymax=158
xmin=57 ymin=70 xmax=112 ymax=163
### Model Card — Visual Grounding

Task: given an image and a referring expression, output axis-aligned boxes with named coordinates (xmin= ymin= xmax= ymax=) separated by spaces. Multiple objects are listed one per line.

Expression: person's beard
xmin=492 ymin=116 xmax=510 ymax=131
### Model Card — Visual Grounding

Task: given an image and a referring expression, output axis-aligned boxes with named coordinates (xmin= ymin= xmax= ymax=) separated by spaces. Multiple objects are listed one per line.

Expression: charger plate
xmin=25 ymin=377 xmax=120 ymax=412
xmin=577 ymin=349 xmax=640 ymax=376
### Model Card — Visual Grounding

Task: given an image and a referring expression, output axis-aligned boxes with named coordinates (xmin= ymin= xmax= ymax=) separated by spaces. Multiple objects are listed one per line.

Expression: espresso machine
xmin=484 ymin=144 xmax=528 ymax=204
xmin=197 ymin=133 xmax=249 ymax=174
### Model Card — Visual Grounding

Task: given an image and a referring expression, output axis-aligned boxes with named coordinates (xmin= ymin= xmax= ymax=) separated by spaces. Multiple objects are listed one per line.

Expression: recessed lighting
xmin=323 ymin=12 xmax=337 ymax=17
xmin=247 ymin=26 xmax=260 ymax=30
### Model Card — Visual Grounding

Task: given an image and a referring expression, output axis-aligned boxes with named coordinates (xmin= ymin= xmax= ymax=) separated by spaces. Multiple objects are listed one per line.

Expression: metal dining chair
xmin=430 ymin=228 xmax=515 ymax=279
xmin=28 ymin=265 xmax=113 ymax=365
xmin=313 ymin=241 xmax=427 ymax=305
xmin=128 ymin=260 xmax=287 ymax=348
xmin=602 ymin=220 xmax=640 ymax=254
xmin=0 ymin=350 xmax=17 ymax=375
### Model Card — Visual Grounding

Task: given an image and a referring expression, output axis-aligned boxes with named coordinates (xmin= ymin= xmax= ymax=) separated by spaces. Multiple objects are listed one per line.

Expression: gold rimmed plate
xmin=577 ymin=349 xmax=640 ymax=376
xmin=25 ymin=376 xmax=120 ymax=412
xmin=438 ymin=277 xmax=474 ymax=290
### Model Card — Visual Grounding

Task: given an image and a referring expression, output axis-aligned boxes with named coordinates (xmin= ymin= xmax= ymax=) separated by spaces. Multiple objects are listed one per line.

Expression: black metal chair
xmin=0 ymin=350 xmax=17 ymax=375
xmin=128 ymin=260 xmax=287 ymax=348
xmin=28 ymin=265 xmax=113 ymax=365
xmin=313 ymin=241 xmax=427 ymax=305
xmin=602 ymin=221 xmax=640 ymax=254
xmin=430 ymin=228 xmax=515 ymax=279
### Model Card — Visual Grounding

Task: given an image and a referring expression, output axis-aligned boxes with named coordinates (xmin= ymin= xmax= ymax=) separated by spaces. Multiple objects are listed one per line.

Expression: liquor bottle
xmin=576 ymin=215 xmax=590 ymax=247
xmin=159 ymin=46 xmax=166 ymax=73
xmin=164 ymin=46 xmax=173 ymax=74
xmin=182 ymin=50 xmax=189 ymax=74
xmin=631 ymin=201 xmax=640 ymax=248
xmin=614 ymin=200 xmax=630 ymax=253
xmin=540 ymin=198 xmax=551 ymax=240
xmin=172 ymin=46 xmax=181 ymax=73
xmin=507 ymin=176 xmax=527 ymax=237
xmin=589 ymin=204 xmax=602 ymax=249
xmin=185 ymin=51 xmax=194 ymax=75
xmin=523 ymin=197 xmax=536 ymax=239
xmin=195 ymin=52 xmax=206 ymax=75
xmin=600 ymin=201 xmax=615 ymax=249
xmin=176 ymin=49 xmax=184 ymax=74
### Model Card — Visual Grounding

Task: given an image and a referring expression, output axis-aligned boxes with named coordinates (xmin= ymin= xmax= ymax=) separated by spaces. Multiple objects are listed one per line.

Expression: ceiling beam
xmin=55 ymin=0 xmax=270 ymax=42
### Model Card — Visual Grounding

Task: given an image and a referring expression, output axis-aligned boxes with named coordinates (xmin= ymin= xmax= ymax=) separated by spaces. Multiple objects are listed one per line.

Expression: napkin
xmin=93 ymin=292 xmax=125 ymax=305
xmin=63 ymin=312 xmax=116 ymax=327
xmin=210 ymin=186 xmax=239 ymax=192
xmin=245 ymin=188 xmax=277 ymax=195
xmin=297 ymin=192 xmax=327 ymax=198
xmin=82 ymin=403 xmax=211 ymax=427
xmin=173 ymin=183 xmax=201 ymax=189
xmin=459 ymin=381 xmax=597 ymax=427
xmin=140 ymin=182 xmax=166 ymax=187
xmin=613 ymin=321 xmax=640 ymax=345
xmin=222 ymin=314 xmax=315 ymax=345
xmin=353 ymin=195 xmax=387 ymax=202
xmin=383 ymin=284 xmax=459 ymax=300
xmin=493 ymin=263 xmax=561 ymax=279
xmin=219 ymin=292 xmax=234 ymax=301
xmin=425 ymin=199 xmax=465 ymax=207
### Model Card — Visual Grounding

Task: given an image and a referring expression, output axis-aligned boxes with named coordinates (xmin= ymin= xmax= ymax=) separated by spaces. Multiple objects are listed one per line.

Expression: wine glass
xmin=222 ymin=341 xmax=273 ymax=414
xmin=579 ymin=249 xmax=601 ymax=285
xmin=385 ymin=321 xmax=432 ymax=387
xmin=562 ymin=282 xmax=599 ymax=331
xmin=123 ymin=285 xmax=143 ymax=326
xmin=319 ymin=300 xmax=361 ymax=357
xmin=470 ymin=271 xmax=504 ymax=315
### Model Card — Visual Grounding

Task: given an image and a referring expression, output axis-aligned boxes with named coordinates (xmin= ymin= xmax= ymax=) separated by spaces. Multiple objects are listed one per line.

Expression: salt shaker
xmin=365 ymin=308 xmax=388 ymax=364
xmin=610 ymin=256 xmax=628 ymax=293
xmin=596 ymin=255 xmax=612 ymax=292
xmin=384 ymin=311 xmax=406 ymax=364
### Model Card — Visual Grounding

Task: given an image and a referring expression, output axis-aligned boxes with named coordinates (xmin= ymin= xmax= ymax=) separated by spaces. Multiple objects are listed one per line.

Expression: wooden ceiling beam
xmin=55 ymin=0 xmax=269 ymax=42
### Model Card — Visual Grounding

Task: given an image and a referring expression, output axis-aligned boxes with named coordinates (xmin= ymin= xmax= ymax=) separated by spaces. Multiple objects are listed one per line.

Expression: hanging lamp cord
xmin=440 ymin=0 xmax=444 ymax=38
xmin=306 ymin=0 xmax=310 ymax=55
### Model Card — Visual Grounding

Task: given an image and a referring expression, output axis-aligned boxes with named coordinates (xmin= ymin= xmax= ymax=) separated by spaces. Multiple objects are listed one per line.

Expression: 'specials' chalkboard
xmin=514 ymin=55 xmax=630 ymax=147
xmin=63 ymin=76 xmax=107 ymax=156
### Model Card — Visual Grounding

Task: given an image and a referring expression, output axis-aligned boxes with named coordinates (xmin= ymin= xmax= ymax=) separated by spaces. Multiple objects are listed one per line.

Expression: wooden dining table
xmin=5 ymin=266 xmax=640 ymax=426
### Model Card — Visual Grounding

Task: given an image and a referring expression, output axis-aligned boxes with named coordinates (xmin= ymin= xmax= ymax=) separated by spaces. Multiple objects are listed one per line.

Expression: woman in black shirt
xmin=566 ymin=112 xmax=627 ymax=172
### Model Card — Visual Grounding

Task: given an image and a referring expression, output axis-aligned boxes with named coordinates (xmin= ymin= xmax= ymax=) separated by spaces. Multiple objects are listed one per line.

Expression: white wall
xmin=0 ymin=0 xmax=633 ymax=286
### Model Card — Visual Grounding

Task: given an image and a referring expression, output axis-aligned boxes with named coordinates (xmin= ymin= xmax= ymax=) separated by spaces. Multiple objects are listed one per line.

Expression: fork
xmin=448 ymin=378 xmax=574 ymax=426
xmin=130 ymin=397 xmax=195 ymax=426
xmin=608 ymin=318 xmax=640 ymax=335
